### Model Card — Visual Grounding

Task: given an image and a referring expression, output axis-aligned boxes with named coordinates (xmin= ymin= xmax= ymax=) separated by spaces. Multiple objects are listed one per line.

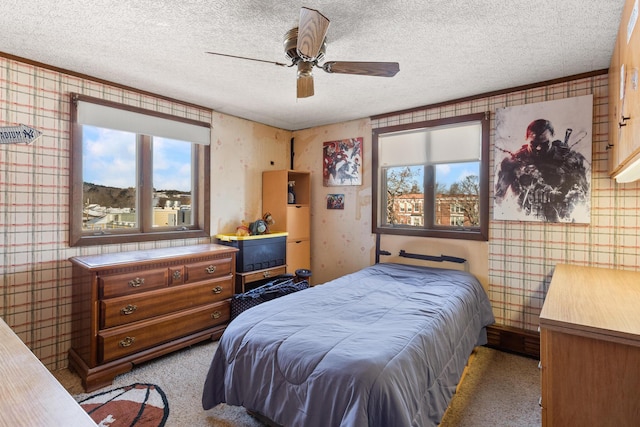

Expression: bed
xmin=202 ymin=255 xmax=494 ymax=427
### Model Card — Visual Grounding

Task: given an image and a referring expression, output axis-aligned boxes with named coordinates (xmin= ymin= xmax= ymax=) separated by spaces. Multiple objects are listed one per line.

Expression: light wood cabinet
xmin=0 ymin=318 xmax=98 ymax=426
xmin=68 ymin=243 xmax=237 ymax=392
xmin=287 ymin=240 xmax=311 ymax=276
xmin=609 ymin=0 xmax=640 ymax=179
xmin=539 ymin=264 xmax=640 ymax=426
xmin=263 ymin=170 xmax=311 ymax=275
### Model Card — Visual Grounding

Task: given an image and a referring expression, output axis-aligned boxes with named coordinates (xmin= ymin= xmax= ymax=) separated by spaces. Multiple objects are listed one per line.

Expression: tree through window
xmin=373 ymin=112 xmax=489 ymax=241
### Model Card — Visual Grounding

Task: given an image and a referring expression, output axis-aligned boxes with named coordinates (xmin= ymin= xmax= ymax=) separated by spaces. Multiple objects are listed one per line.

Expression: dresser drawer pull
xmin=263 ymin=271 xmax=271 ymax=278
xmin=120 ymin=304 xmax=138 ymax=315
xmin=212 ymin=286 xmax=223 ymax=294
xmin=211 ymin=311 xmax=222 ymax=319
xmin=128 ymin=277 xmax=145 ymax=288
xmin=206 ymin=265 xmax=217 ymax=274
xmin=173 ymin=270 xmax=182 ymax=280
xmin=119 ymin=336 xmax=135 ymax=348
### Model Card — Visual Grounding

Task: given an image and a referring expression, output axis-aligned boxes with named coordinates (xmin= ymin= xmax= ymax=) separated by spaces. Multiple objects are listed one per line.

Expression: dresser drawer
xmin=98 ymin=301 xmax=230 ymax=363
xmin=100 ymin=277 xmax=233 ymax=328
xmin=185 ymin=256 xmax=233 ymax=283
xmin=99 ymin=268 xmax=169 ymax=299
xmin=243 ymin=266 xmax=287 ymax=284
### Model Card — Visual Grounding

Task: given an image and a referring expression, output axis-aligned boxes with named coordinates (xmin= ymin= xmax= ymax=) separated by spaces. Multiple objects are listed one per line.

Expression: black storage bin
xmin=216 ymin=232 xmax=287 ymax=273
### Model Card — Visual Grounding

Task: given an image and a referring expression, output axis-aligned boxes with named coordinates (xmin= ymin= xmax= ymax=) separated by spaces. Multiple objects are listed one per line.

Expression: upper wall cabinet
xmin=609 ymin=0 xmax=640 ymax=182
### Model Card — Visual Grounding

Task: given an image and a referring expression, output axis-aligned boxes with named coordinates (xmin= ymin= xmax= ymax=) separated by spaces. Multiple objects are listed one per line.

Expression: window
xmin=372 ymin=112 xmax=489 ymax=241
xmin=70 ymin=94 xmax=211 ymax=246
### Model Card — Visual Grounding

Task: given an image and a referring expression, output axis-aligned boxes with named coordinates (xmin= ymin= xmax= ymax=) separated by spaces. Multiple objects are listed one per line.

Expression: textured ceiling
xmin=1 ymin=1 xmax=625 ymax=130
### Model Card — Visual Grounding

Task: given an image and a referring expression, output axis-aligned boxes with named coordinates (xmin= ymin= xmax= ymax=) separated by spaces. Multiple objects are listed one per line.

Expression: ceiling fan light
xmin=297 ymin=61 xmax=314 ymax=78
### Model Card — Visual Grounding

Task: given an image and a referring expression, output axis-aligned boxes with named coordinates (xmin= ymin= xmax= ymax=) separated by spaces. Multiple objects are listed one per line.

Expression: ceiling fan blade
xmin=322 ymin=61 xmax=400 ymax=77
xmin=296 ymin=7 xmax=330 ymax=61
xmin=206 ymin=51 xmax=289 ymax=67
xmin=297 ymin=75 xmax=314 ymax=98
xmin=297 ymin=61 xmax=314 ymax=98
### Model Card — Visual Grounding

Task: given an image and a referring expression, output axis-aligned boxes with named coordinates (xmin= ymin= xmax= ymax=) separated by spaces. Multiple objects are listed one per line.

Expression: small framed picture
xmin=327 ymin=194 xmax=344 ymax=209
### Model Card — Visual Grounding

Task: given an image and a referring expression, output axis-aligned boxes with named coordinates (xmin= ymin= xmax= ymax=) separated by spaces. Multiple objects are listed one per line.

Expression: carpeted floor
xmin=439 ymin=347 xmax=541 ymax=426
xmin=55 ymin=341 xmax=541 ymax=426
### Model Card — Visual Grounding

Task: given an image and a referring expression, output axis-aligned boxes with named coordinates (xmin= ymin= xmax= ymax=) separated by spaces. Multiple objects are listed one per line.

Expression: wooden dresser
xmin=68 ymin=243 xmax=237 ymax=392
xmin=539 ymin=264 xmax=640 ymax=426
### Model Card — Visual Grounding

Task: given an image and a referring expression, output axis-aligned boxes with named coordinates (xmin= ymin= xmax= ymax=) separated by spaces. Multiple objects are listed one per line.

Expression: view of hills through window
xmin=81 ymin=182 xmax=193 ymax=230
xmin=82 ymin=126 xmax=193 ymax=231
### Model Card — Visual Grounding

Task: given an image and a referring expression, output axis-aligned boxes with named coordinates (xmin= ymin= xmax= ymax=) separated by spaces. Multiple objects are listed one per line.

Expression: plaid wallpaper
xmin=372 ymin=74 xmax=640 ymax=331
xmin=2 ymin=56 xmax=639 ymax=371
xmin=0 ymin=57 xmax=211 ymax=369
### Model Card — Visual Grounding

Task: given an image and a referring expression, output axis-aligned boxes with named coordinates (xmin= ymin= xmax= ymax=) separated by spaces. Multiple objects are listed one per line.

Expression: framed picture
xmin=327 ymin=194 xmax=344 ymax=209
xmin=493 ymin=95 xmax=592 ymax=223
xmin=323 ymin=137 xmax=362 ymax=186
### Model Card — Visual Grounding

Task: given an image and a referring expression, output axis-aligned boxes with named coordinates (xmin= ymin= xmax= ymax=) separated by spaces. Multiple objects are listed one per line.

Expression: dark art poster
xmin=323 ymin=137 xmax=362 ymax=186
xmin=493 ymin=95 xmax=592 ymax=223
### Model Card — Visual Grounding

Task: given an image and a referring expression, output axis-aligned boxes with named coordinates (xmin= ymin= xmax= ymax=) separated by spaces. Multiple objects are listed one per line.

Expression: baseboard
xmin=485 ymin=324 xmax=540 ymax=359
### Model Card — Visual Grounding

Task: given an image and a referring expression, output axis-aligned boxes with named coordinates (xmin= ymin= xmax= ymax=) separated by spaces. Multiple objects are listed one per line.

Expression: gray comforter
xmin=202 ymin=263 xmax=494 ymax=427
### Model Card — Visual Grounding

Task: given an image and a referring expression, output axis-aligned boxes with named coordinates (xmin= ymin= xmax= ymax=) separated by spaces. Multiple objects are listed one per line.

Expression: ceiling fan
xmin=206 ymin=7 xmax=400 ymax=98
